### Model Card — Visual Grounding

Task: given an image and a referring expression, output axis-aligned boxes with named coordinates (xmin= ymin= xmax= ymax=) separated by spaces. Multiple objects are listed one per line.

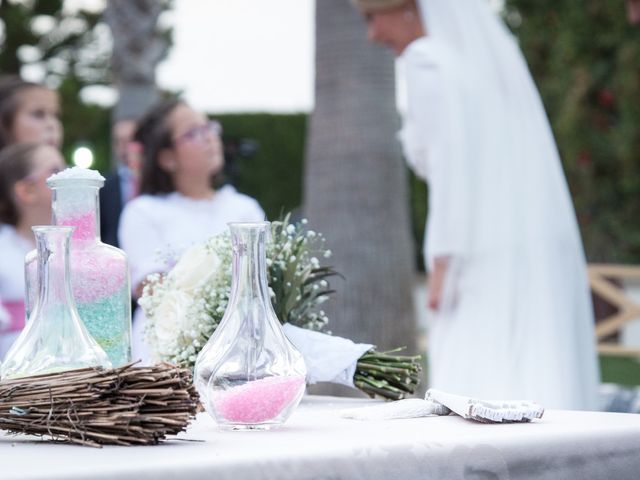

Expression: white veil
xmin=403 ymin=0 xmax=599 ymax=408
xmin=409 ymin=0 xmax=582 ymax=261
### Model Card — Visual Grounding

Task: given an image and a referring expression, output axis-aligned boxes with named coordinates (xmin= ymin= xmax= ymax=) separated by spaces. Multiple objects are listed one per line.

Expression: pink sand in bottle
xmin=59 ymin=211 xmax=96 ymax=243
xmin=55 ymin=211 xmax=126 ymax=302
xmin=212 ymin=375 xmax=305 ymax=424
xmin=70 ymin=251 xmax=127 ymax=303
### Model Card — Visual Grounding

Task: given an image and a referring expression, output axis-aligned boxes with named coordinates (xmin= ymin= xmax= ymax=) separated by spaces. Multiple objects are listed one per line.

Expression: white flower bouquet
xmin=140 ymin=216 xmax=421 ymax=400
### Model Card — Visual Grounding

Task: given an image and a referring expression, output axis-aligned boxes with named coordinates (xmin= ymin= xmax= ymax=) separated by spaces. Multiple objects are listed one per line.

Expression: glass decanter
xmin=194 ymin=222 xmax=307 ymax=430
xmin=1 ymin=226 xmax=112 ymax=379
xmin=25 ymin=168 xmax=132 ymax=366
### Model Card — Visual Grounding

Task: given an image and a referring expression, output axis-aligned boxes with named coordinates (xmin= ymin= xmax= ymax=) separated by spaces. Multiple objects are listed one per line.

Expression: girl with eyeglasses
xmin=0 ymin=143 xmax=66 ymax=358
xmin=0 ymin=76 xmax=63 ymax=150
xmin=118 ymin=99 xmax=265 ymax=362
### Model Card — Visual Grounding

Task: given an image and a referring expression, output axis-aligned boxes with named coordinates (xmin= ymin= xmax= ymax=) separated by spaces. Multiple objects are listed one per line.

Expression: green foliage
xmin=0 ymin=0 xmax=102 ymax=77
xmin=600 ymin=355 xmax=640 ymax=386
xmin=505 ymin=1 xmax=640 ymax=262
xmin=267 ymin=215 xmax=336 ymax=330
xmin=58 ymin=76 xmax=111 ymax=172
xmin=408 ymin=171 xmax=428 ymax=270
xmin=215 ymin=113 xmax=307 ymax=220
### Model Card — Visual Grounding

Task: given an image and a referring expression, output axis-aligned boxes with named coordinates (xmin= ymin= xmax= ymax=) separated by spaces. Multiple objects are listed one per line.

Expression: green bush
xmin=215 ymin=113 xmax=307 ymax=220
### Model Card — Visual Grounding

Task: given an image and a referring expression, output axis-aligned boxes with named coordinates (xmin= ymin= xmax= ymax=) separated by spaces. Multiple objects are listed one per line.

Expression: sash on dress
xmin=1 ymin=301 xmax=25 ymax=333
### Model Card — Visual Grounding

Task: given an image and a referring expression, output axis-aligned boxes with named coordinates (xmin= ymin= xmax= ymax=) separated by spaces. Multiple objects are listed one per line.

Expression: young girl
xmin=118 ymin=99 xmax=265 ymax=361
xmin=0 ymin=76 xmax=62 ymax=150
xmin=0 ymin=143 xmax=66 ymax=358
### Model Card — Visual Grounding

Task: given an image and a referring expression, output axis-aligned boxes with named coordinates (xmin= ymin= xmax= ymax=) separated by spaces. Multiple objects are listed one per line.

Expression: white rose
xmin=168 ymin=244 xmax=221 ymax=294
xmin=153 ymin=290 xmax=193 ymax=356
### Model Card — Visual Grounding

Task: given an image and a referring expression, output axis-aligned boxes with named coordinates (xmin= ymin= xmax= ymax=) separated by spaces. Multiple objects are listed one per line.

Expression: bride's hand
xmin=427 ymin=257 xmax=449 ymax=310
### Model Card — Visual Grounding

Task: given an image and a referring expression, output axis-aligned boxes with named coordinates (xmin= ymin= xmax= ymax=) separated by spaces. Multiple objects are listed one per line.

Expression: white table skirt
xmin=2 ymin=395 xmax=640 ymax=480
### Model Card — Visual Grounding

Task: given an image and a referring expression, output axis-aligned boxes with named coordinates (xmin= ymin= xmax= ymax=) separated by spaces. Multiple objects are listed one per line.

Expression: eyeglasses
xmin=173 ymin=120 xmax=222 ymax=146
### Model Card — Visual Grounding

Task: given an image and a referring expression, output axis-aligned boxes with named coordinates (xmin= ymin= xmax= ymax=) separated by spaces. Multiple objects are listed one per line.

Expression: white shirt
xmin=0 ymin=225 xmax=32 ymax=301
xmin=119 ymin=185 xmax=265 ymax=288
xmin=0 ymin=224 xmax=33 ymax=358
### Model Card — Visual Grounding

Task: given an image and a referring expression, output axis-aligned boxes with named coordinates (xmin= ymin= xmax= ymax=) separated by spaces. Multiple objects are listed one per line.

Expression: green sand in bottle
xmin=76 ymin=287 xmax=131 ymax=366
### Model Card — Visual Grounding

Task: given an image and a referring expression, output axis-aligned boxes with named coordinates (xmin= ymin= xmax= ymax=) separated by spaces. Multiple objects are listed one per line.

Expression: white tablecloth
xmin=2 ymin=395 xmax=640 ymax=480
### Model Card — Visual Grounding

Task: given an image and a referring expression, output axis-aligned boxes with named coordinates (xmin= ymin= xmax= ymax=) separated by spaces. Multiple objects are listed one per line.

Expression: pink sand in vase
xmin=212 ymin=375 xmax=305 ymax=424
xmin=58 ymin=211 xmax=96 ymax=243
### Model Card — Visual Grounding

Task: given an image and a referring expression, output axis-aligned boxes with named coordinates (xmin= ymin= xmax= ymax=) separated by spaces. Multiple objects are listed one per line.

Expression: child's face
xmin=12 ymin=87 xmax=63 ymax=148
xmin=23 ymin=145 xmax=66 ymax=213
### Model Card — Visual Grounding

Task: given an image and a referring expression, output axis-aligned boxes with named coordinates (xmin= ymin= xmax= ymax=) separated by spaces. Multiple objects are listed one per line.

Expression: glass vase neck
xmin=34 ymin=226 xmax=77 ymax=311
xmin=229 ymin=222 xmax=271 ymax=305
xmin=50 ymin=183 xmax=101 ymax=244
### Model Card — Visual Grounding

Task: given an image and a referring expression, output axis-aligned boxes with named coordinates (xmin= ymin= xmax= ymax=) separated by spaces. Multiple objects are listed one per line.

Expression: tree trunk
xmin=304 ymin=0 xmax=417 ymax=354
xmin=104 ymin=0 xmax=169 ymax=138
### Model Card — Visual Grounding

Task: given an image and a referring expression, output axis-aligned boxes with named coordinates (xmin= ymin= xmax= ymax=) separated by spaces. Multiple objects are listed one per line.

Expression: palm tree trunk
xmin=304 ymin=0 xmax=417 ymax=354
xmin=104 ymin=0 xmax=169 ymax=150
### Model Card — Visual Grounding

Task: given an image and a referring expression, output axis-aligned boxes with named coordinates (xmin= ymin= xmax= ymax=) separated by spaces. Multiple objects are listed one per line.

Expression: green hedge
xmin=215 ymin=113 xmax=307 ymax=221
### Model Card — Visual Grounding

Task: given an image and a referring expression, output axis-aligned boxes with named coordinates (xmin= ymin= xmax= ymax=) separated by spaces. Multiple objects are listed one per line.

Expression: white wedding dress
xmin=399 ymin=0 xmax=599 ymax=410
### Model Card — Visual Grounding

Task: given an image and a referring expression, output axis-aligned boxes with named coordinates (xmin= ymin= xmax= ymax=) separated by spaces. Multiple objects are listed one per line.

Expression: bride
xmin=354 ymin=0 xmax=600 ymax=409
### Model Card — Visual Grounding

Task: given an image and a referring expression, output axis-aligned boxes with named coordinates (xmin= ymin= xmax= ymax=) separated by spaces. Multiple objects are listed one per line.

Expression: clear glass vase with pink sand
xmin=194 ymin=222 xmax=307 ymax=430
xmin=25 ymin=168 xmax=132 ymax=367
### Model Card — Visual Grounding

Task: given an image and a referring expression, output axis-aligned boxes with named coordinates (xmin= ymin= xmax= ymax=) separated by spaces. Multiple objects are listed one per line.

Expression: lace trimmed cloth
xmin=341 ymin=388 xmax=544 ymax=423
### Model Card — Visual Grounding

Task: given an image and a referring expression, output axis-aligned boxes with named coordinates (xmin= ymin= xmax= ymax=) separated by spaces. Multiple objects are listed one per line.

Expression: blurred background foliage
xmin=505 ymin=0 xmax=640 ymax=263
xmin=215 ymin=113 xmax=307 ymax=221
xmin=1 ymin=0 xmax=639 ymax=266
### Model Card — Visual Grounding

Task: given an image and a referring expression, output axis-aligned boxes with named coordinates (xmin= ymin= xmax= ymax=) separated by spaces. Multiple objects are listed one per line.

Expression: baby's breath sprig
xmin=267 ymin=214 xmax=338 ymax=331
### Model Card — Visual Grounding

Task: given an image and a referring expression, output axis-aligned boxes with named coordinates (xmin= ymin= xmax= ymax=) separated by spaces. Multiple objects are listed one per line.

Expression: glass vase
xmin=194 ymin=222 xmax=307 ymax=430
xmin=1 ymin=226 xmax=112 ymax=379
xmin=25 ymin=170 xmax=132 ymax=366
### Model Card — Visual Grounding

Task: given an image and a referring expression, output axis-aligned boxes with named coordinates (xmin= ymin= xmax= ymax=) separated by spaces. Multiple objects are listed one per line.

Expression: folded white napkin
xmin=340 ymin=388 xmax=544 ymax=423
xmin=426 ymin=389 xmax=544 ymax=423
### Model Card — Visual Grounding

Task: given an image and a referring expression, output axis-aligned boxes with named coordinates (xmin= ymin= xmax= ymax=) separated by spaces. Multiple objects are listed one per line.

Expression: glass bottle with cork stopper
xmin=25 ymin=168 xmax=132 ymax=366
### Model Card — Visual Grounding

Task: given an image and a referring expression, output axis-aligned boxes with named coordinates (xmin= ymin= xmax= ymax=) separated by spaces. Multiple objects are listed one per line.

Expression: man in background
xmin=628 ymin=0 xmax=640 ymax=24
xmin=100 ymin=118 xmax=140 ymax=247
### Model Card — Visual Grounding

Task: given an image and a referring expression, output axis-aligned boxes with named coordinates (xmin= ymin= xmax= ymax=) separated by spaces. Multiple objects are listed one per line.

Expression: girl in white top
xmin=0 ymin=143 xmax=66 ymax=358
xmin=355 ymin=0 xmax=599 ymax=409
xmin=118 ymin=99 xmax=264 ymax=361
